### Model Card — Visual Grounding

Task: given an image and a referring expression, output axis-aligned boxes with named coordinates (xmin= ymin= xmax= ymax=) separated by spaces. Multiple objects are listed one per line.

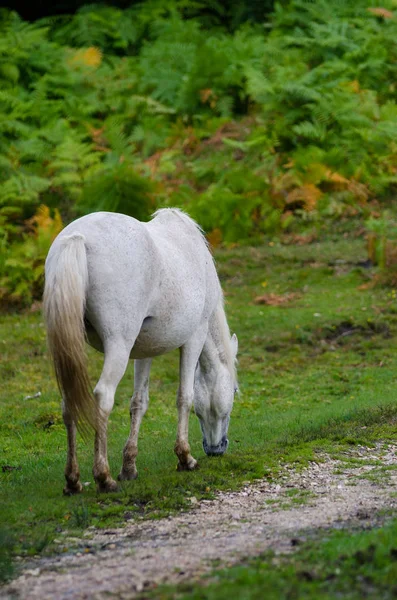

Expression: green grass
xmin=1 ymin=227 xmax=397 ymax=582
xmin=265 ymin=487 xmax=316 ymax=511
xmin=149 ymin=518 xmax=397 ymax=600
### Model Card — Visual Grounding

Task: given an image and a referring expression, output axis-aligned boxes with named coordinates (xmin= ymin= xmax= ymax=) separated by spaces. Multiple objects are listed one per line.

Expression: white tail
xmin=43 ymin=234 xmax=97 ymax=436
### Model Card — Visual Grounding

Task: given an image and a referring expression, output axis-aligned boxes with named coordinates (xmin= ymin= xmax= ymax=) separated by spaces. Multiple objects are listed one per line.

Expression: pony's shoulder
xmin=152 ymin=208 xmax=205 ymax=238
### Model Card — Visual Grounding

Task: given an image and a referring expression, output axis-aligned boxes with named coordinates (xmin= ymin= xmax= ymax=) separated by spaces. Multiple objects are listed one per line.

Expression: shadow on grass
xmin=0 ymin=528 xmax=14 ymax=584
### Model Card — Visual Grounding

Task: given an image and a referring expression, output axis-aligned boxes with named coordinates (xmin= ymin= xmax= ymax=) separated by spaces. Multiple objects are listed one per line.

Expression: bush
xmin=366 ymin=212 xmax=397 ymax=285
xmin=78 ymin=163 xmax=154 ymax=219
xmin=0 ymin=205 xmax=62 ymax=308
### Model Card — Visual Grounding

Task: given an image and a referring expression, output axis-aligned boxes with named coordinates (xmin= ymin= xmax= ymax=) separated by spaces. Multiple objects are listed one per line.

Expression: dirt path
xmin=2 ymin=444 xmax=397 ymax=600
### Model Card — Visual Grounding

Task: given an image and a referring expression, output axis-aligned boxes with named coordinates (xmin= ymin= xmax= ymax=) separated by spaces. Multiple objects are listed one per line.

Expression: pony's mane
xmin=152 ymin=208 xmax=209 ymax=247
xmin=215 ymin=298 xmax=238 ymax=384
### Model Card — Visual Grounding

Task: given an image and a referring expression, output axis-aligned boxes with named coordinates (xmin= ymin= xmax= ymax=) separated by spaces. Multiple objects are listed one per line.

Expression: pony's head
xmin=194 ymin=333 xmax=238 ymax=456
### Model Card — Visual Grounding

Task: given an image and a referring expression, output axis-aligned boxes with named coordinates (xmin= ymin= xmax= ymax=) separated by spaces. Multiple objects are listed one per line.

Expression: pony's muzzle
xmin=203 ymin=436 xmax=229 ymax=456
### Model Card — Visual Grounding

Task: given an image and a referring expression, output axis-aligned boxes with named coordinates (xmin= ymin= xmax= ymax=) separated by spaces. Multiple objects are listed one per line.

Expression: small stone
xmin=24 ymin=569 xmax=40 ymax=577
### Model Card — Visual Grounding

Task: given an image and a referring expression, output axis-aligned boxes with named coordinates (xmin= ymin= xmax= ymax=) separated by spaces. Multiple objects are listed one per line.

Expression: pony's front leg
xmin=118 ymin=358 xmax=152 ymax=481
xmin=175 ymin=391 xmax=197 ymax=471
xmin=93 ymin=340 xmax=130 ymax=493
xmin=63 ymin=403 xmax=83 ymax=495
xmin=175 ymin=330 xmax=207 ymax=471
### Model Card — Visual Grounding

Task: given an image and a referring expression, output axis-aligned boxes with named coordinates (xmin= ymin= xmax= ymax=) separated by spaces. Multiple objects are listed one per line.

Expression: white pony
xmin=43 ymin=209 xmax=238 ymax=494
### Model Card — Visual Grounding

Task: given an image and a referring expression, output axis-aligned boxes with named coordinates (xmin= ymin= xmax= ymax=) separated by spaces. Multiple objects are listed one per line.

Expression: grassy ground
xmin=1 ymin=222 xmax=397 ymax=585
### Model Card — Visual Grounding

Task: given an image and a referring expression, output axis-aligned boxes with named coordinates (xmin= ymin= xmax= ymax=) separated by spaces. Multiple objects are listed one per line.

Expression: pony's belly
xmin=85 ymin=318 xmax=198 ymax=358
xmin=85 ymin=301 xmax=206 ymax=359
xmin=84 ymin=323 xmax=176 ymax=358
xmin=129 ymin=343 xmax=174 ymax=359
xmin=130 ymin=324 xmax=188 ymax=358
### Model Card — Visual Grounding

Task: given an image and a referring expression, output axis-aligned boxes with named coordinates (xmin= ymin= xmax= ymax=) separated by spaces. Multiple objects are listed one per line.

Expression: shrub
xmin=0 ymin=205 xmax=62 ymax=308
xmin=366 ymin=213 xmax=397 ymax=285
xmin=78 ymin=163 xmax=154 ymax=219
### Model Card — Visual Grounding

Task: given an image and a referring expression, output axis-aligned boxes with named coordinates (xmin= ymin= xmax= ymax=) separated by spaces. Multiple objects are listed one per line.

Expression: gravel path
xmin=2 ymin=444 xmax=397 ymax=600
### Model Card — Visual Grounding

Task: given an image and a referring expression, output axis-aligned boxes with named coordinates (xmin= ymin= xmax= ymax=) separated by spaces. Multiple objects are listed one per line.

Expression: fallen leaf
xmin=282 ymin=232 xmax=318 ymax=246
xmin=200 ymin=88 xmax=213 ymax=103
xmin=207 ymin=228 xmax=222 ymax=248
xmin=254 ymin=293 xmax=301 ymax=306
xmin=367 ymin=7 xmax=394 ymax=18
xmin=286 ymin=184 xmax=322 ymax=211
xmin=357 ymin=279 xmax=378 ymax=290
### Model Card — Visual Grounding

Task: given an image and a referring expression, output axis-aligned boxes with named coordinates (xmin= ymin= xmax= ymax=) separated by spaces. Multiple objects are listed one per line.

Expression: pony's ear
xmin=231 ymin=333 xmax=238 ymax=357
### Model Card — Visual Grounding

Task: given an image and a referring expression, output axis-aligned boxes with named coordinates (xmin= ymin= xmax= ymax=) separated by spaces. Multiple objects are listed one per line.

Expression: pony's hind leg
xmin=118 ymin=358 xmax=152 ymax=481
xmin=93 ymin=339 xmax=131 ymax=493
xmin=63 ymin=402 xmax=83 ymax=495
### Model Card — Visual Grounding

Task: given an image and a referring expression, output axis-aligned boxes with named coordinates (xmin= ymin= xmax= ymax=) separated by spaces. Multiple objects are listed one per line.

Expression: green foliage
xmin=41 ymin=6 xmax=144 ymax=54
xmin=79 ymin=163 xmax=154 ymax=218
xmin=2 ymin=0 xmax=397 ymax=306
xmin=71 ymin=501 xmax=90 ymax=529
xmin=186 ymin=166 xmax=288 ymax=242
xmin=366 ymin=212 xmax=397 ymax=284
xmin=0 ymin=206 xmax=62 ymax=308
xmin=0 ymin=528 xmax=14 ymax=583
xmin=138 ymin=17 xmax=259 ymax=116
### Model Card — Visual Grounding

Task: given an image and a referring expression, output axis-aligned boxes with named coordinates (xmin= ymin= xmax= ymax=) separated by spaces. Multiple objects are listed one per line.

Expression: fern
xmin=0 ymin=205 xmax=62 ymax=308
xmin=49 ymin=137 xmax=101 ymax=198
xmin=0 ymin=173 xmax=50 ymax=209
xmin=293 ymin=121 xmax=327 ymax=141
xmin=1 ymin=0 xmax=397 ymax=305
xmin=78 ymin=163 xmax=153 ymax=219
xmin=42 ymin=5 xmax=141 ymax=54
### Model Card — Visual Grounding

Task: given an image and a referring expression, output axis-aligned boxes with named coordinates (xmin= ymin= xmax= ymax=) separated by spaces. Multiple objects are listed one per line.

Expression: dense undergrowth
xmin=1 ymin=0 xmax=397 ymax=307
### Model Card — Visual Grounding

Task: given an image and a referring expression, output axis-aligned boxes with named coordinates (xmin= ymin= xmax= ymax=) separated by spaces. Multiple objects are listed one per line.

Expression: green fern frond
xmin=293 ymin=121 xmax=327 ymax=141
xmin=0 ymin=173 xmax=50 ymax=208
xmin=283 ymin=84 xmax=321 ymax=104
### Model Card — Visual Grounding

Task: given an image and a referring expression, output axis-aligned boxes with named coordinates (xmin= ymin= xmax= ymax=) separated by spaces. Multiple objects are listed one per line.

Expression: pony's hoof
xmin=177 ymin=458 xmax=198 ymax=471
xmin=97 ymin=479 xmax=119 ymax=493
xmin=63 ymin=481 xmax=83 ymax=496
xmin=118 ymin=469 xmax=138 ymax=481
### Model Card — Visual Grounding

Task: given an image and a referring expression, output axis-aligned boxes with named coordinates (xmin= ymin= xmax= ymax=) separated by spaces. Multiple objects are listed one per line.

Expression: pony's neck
xmin=199 ymin=301 xmax=233 ymax=376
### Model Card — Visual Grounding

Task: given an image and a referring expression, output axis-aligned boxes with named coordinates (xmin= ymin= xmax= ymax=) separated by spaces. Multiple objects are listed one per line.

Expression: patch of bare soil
xmin=2 ymin=444 xmax=397 ymax=600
